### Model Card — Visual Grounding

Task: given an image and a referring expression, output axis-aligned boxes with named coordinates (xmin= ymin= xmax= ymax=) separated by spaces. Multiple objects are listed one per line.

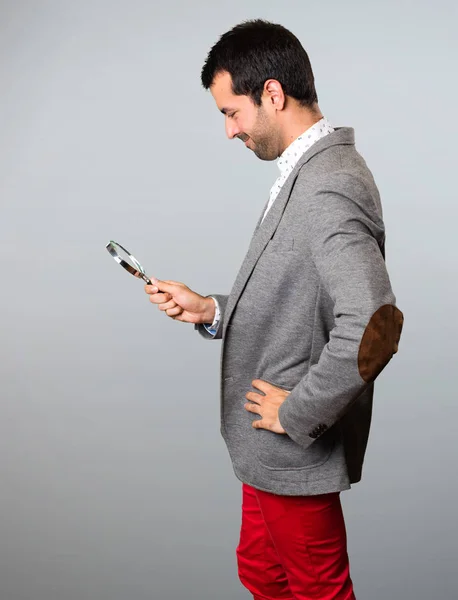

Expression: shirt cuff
xmin=203 ymin=296 xmax=220 ymax=335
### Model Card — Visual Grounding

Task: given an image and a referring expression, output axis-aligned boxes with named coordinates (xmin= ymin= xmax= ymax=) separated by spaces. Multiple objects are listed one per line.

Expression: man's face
xmin=210 ymin=71 xmax=280 ymax=161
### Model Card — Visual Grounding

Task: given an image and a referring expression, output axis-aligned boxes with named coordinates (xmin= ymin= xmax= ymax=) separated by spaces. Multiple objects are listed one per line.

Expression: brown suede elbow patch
xmin=358 ymin=304 xmax=404 ymax=383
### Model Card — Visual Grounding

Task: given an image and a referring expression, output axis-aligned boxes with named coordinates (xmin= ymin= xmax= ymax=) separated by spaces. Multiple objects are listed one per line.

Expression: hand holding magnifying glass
xmin=105 ymin=240 xmax=216 ymax=323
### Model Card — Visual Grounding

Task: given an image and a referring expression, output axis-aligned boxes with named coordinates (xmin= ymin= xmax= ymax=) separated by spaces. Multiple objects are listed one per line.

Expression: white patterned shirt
xmin=205 ymin=117 xmax=335 ymax=334
xmin=261 ymin=117 xmax=334 ymax=223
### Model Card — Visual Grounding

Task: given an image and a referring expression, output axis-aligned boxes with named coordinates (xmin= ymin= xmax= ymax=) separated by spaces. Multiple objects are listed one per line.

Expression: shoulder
xmin=293 ymin=147 xmax=381 ymax=214
xmin=290 ymin=174 xmax=384 ymax=240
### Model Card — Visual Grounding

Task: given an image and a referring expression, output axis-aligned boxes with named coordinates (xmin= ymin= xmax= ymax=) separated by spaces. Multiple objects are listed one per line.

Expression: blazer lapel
xmin=222 ymin=127 xmax=355 ymax=333
xmin=222 ymin=171 xmax=297 ymax=332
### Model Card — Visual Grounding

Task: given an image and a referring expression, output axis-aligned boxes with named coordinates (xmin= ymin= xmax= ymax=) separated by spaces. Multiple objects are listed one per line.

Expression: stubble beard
xmin=244 ymin=108 xmax=279 ymax=161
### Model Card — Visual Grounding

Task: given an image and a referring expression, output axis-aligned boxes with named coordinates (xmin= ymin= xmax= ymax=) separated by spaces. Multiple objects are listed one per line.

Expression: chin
xmin=254 ymin=151 xmax=277 ymax=162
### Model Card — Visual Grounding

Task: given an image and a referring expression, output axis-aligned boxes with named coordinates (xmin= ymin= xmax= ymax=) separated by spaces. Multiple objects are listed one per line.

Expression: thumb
xmin=149 ymin=277 xmax=179 ymax=295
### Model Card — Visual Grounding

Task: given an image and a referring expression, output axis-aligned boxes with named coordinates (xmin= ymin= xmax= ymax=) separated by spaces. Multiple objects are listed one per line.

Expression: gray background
xmin=1 ymin=0 xmax=456 ymax=598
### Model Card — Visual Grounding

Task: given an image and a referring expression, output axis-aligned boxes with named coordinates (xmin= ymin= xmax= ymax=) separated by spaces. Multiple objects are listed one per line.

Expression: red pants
xmin=236 ymin=484 xmax=356 ymax=600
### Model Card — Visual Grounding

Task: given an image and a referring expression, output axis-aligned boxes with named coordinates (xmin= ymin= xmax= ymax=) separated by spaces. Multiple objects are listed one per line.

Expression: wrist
xmin=201 ymin=296 xmax=216 ymax=324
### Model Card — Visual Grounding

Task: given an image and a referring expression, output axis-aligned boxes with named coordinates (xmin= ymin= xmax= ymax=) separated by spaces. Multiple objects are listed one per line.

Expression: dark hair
xmin=201 ymin=19 xmax=318 ymax=107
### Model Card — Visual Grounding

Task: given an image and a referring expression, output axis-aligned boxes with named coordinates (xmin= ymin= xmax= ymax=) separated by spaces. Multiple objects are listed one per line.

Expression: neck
xmin=277 ymin=103 xmax=323 ymax=155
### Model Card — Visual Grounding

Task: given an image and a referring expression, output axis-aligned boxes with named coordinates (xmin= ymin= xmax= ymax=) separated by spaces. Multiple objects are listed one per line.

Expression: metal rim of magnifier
xmin=106 ymin=240 xmax=151 ymax=285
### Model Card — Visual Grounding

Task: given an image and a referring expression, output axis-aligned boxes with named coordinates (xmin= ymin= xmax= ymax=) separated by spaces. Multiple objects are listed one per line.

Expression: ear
xmin=263 ymin=79 xmax=286 ymax=111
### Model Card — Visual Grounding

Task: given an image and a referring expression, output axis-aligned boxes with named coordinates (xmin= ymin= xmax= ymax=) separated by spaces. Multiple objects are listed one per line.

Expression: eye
xmin=227 ymin=112 xmax=237 ymax=119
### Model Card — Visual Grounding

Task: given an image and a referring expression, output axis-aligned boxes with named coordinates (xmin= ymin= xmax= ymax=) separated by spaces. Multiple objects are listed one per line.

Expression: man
xmin=144 ymin=19 xmax=404 ymax=600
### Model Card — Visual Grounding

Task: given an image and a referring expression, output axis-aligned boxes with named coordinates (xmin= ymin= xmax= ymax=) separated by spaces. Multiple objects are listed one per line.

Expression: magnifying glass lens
xmin=106 ymin=240 xmax=150 ymax=284
xmin=111 ymin=242 xmax=140 ymax=270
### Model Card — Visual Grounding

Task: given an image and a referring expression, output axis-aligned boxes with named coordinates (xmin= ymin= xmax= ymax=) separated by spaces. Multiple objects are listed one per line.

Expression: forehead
xmin=210 ymin=71 xmax=252 ymax=111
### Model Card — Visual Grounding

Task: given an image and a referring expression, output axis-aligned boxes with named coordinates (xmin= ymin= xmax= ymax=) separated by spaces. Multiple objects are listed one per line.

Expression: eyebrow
xmin=220 ymin=107 xmax=234 ymax=115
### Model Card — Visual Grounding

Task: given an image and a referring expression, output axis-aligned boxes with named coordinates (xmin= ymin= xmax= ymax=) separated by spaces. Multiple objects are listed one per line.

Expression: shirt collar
xmin=276 ymin=117 xmax=334 ymax=176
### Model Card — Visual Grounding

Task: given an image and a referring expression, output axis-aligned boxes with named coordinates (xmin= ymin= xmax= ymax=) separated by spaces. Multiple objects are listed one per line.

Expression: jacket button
xmin=308 ymin=424 xmax=328 ymax=439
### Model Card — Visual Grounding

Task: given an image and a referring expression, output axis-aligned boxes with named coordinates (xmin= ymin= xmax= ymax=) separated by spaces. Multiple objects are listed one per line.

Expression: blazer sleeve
xmin=278 ymin=172 xmax=404 ymax=449
xmin=194 ymin=294 xmax=229 ymax=340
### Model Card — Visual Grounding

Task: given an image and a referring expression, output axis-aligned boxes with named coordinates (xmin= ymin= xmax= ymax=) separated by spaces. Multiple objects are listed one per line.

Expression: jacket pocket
xmin=256 ymin=427 xmax=335 ymax=471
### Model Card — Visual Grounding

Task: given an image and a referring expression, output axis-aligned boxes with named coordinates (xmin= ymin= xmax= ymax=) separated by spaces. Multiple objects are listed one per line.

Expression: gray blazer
xmin=196 ymin=127 xmax=404 ymax=496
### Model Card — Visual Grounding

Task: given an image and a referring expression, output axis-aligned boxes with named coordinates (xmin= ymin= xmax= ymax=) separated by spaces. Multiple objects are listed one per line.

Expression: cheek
xmin=241 ymin=118 xmax=255 ymax=137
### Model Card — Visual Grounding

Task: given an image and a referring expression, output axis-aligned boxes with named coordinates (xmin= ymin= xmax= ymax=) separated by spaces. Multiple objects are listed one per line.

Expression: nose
xmin=225 ymin=117 xmax=240 ymax=140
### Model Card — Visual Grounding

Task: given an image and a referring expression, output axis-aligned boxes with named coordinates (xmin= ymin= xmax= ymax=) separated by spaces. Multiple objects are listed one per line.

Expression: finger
xmin=149 ymin=278 xmax=182 ymax=294
xmin=145 ymin=283 xmax=169 ymax=297
xmin=244 ymin=402 xmax=261 ymax=415
xmin=251 ymin=379 xmax=275 ymax=394
xmin=252 ymin=418 xmax=265 ymax=429
xmin=172 ymin=313 xmax=187 ymax=322
xmin=149 ymin=293 xmax=171 ymax=304
xmin=144 ymin=284 xmax=159 ymax=294
xmin=245 ymin=391 xmax=262 ymax=403
xmin=166 ymin=306 xmax=184 ymax=317
xmin=158 ymin=299 xmax=178 ymax=311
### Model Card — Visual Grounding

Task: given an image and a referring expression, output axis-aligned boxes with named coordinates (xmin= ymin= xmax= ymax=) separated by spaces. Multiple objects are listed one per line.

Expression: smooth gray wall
xmin=1 ymin=1 xmax=457 ymax=598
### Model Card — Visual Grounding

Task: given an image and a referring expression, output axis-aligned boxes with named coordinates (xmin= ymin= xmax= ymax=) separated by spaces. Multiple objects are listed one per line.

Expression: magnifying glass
xmin=106 ymin=240 xmax=152 ymax=285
